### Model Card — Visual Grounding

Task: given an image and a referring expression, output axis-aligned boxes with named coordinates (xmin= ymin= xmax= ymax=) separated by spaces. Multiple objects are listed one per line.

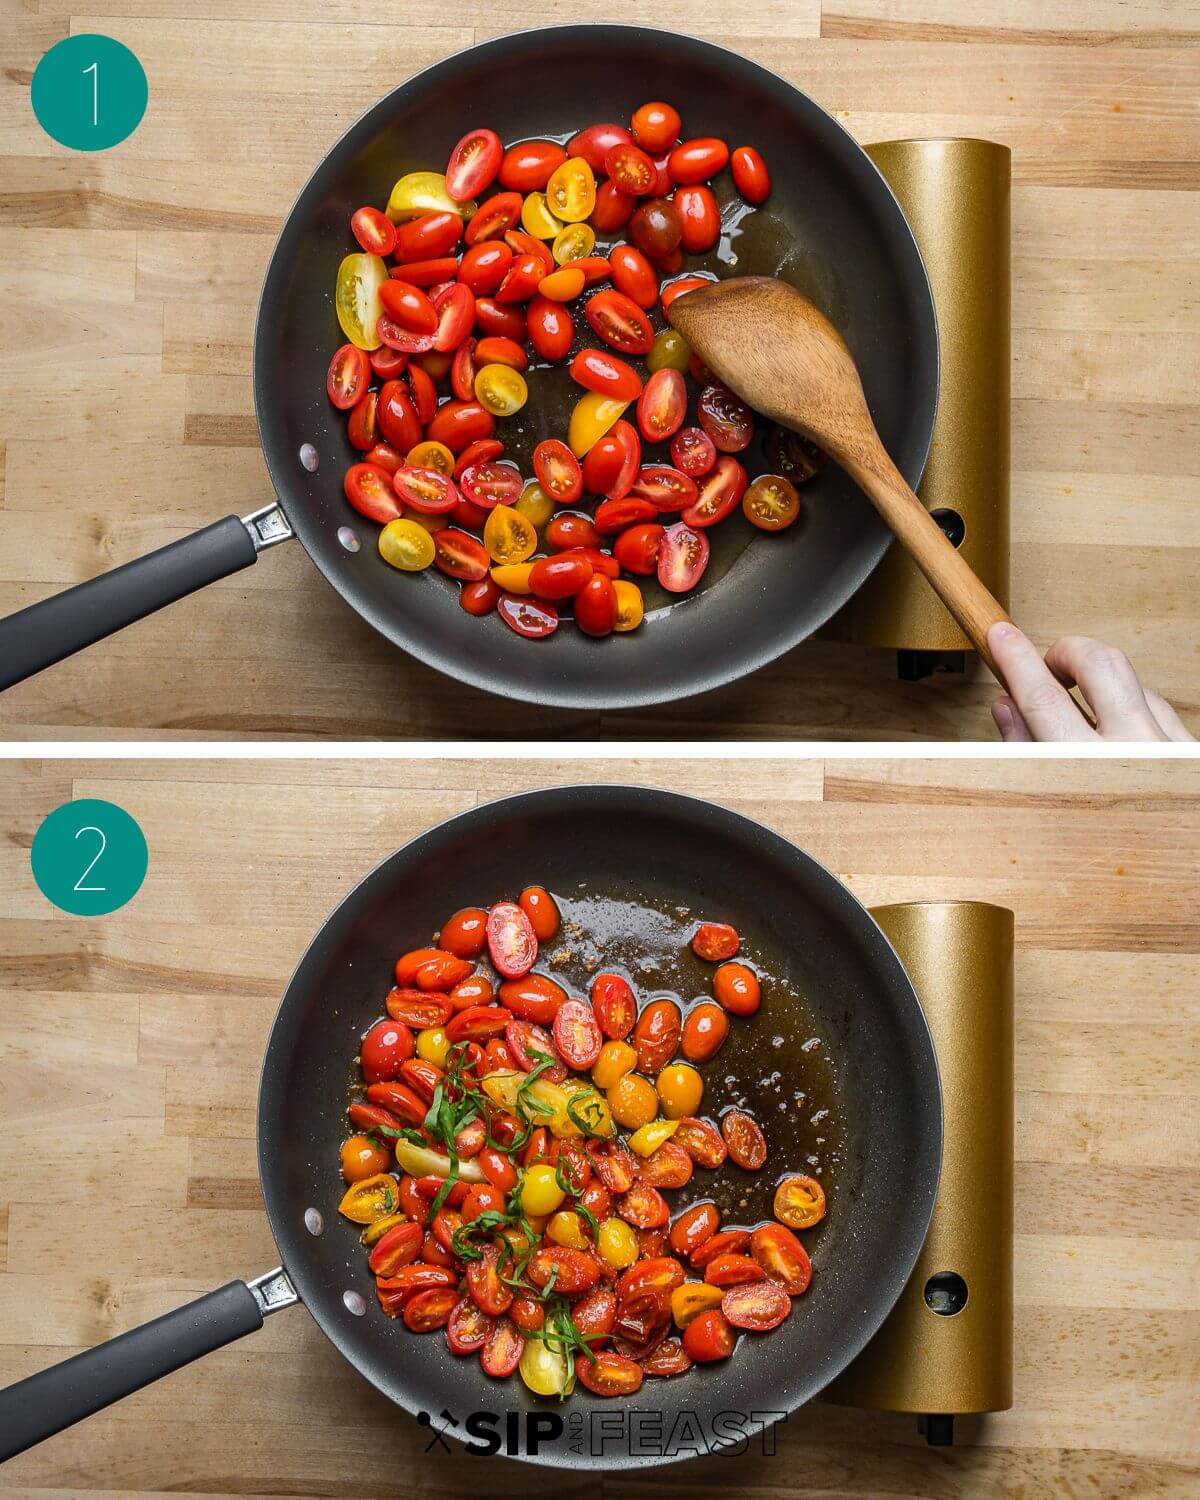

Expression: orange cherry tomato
xmin=341 ymin=1133 xmax=391 ymax=1182
xmin=681 ymin=1001 xmax=728 ymax=1062
xmin=774 ymin=1174 xmax=827 ymax=1230
xmin=714 ymin=961 xmax=761 ymax=1016
xmin=480 ymin=1315 xmax=524 ymax=1377
xmin=721 ymin=1109 xmax=767 ymax=1170
xmin=681 ymin=1308 xmax=734 ymax=1362
xmin=449 ymin=974 xmax=494 ymax=1010
xmin=731 ymin=145 xmax=771 ymax=204
xmin=692 ymin=921 xmax=740 ymax=961
xmin=751 ymin=1223 xmax=813 ymax=1295
xmin=631 ymin=101 xmax=681 ymax=154
xmin=439 ymin=907 xmax=489 ymax=958
xmin=722 ymin=1279 xmax=790 ymax=1330
xmin=667 ymin=137 xmax=730 ymax=184
xmin=517 ymin=885 xmax=560 ymax=940
xmin=743 ymin=472 xmax=801 ymax=531
xmin=538 ymin=266 xmax=586 ymax=301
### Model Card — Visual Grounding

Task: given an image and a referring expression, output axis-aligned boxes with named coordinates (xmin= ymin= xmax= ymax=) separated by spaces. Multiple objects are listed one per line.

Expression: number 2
xmin=73 ymin=825 xmax=107 ymax=891
xmin=83 ymin=60 xmax=98 ymax=127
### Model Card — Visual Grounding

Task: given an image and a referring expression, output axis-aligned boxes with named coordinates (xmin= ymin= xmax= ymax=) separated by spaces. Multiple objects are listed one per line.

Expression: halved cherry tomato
xmin=447 ymin=1296 xmax=492 ymax=1354
xmin=368 ymin=1220 xmax=423 ymax=1275
xmin=675 ymin=185 xmax=721 ymax=254
xmin=682 ymin=455 xmax=749 ymax=529
xmin=673 ymin=1116 xmax=728 ymax=1169
xmin=609 ymin=245 xmax=658 ymax=310
xmin=638 ymin=1139 xmax=693 ymax=1189
xmin=681 ymin=1001 xmax=728 ymax=1062
xmin=605 ymin=142 xmax=657 ymax=196
xmin=670 ymin=426 xmax=717 ymax=478
xmin=631 ymin=101 xmax=681 ymax=154
xmin=576 ymin=1349 xmax=643 ymax=1396
xmin=343 ymin=463 xmax=401 ymax=524
xmin=459 ymin=459 xmax=522 ymax=510
xmin=589 ymin=1140 xmax=637 ymax=1195
xmin=731 ymin=145 xmax=771 ymax=205
xmin=721 ymin=1109 xmax=767 ymax=1169
xmin=527 ymin=1246 xmax=602 ymax=1294
xmin=743 ymin=473 xmax=801 ymax=531
xmin=393 ymin=465 xmax=458 ymax=516
xmin=385 ymin=990 xmax=453 ymax=1028
xmin=528 ymin=553 xmax=592 ymax=599
xmin=487 ymin=901 xmax=538 ymax=978
xmin=360 ymin=1019 xmax=415 ymax=1082
xmin=751 ymin=1223 xmax=813 ymax=1295
xmin=505 ymin=229 xmax=555 ymax=273
xmin=454 ymin=437 xmax=504 ymax=478
xmin=546 ymin=157 xmax=596 ymax=223
xmin=592 ymin=496 xmax=657 ymax=536
xmin=403 ymin=1286 xmax=458 ymax=1333
xmin=533 ymin=439 xmax=583 ymax=506
xmin=629 ymin=198 xmax=682 ymax=258
xmin=351 ymin=205 xmax=396 ymax=257
xmin=667 ymin=137 xmax=730 ymax=184
xmin=615 ymin=1257 xmax=686 ymax=1305
xmin=369 ymin=345 xmax=408 ymax=380
xmin=450 ymin=338 xmax=478 ymax=401
xmin=465 ymin=191 xmax=523 ymax=245
xmin=591 ymin=179 xmax=635 ymax=233
xmin=397 ymin=1057 xmax=443 ymax=1102
xmin=704 ymin=1252 xmax=766 ymax=1288
xmin=433 ymin=528 xmax=490 ymax=582
xmin=585 ymin=290 xmax=654 ymax=355
xmin=429 ymin=282 xmax=473 ymax=352
xmin=641 ymin=1337 xmax=693 ymax=1376
xmin=553 ymin=998 xmax=604 ymax=1068
xmin=364 ymin=442 xmax=403 ymax=475
xmin=618 ymin=1181 xmax=669 ymax=1229
xmin=495 ymin=252 xmax=543 ymax=304
xmin=500 ymin=139 xmax=567 ymax=192
xmin=526 ymin=295 xmax=574 ymax=360
xmin=637 ymin=369 xmax=686 ymax=444
xmin=590 ymin=972 xmax=636 ymax=1039
xmin=693 ymin=922 xmax=740 ymax=960
xmin=697 ymin=385 xmax=754 ymax=452
xmin=446 ymin=127 xmax=502 ymax=202
xmin=426 ymin=400 xmax=495 ymax=453
xmin=327 ymin=344 xmax=369 ymax=409
xmin=570 ymin=348 xmax=643 ymax=403
xmin=405 ymin=364 xmax=437 ymax=424
xmin=568 ymin=122 xmax=635 ymax=172
xmin=583 ymin=419 xmax=640 ymax=499
xmin=630 ymin=467 xmax=697 ymax=514
xmin=774 ymin=1174 xmax=827 ymax=1229
xmin=681 ymin=1308 xmax=735 ymax=1362
xmin=506 ymin=1018 xmax=566 ymax=1080
xmin=480 ymin=1315 xmax=525 ymax=1377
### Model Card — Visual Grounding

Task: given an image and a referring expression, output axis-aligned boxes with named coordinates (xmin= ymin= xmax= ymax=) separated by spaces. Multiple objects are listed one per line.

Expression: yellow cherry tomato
xmin=337 ymin=1172 xmax=399 ymax=1224
xmin=379 ymin=518 xmax=435 ymax=571
xmin=568 ymin=392 xmax=629 ymax=457
xmin=521 ymin=190 xmax=563 ymax=239
xmin=538 ymin=266 xmax=585 ymax=302
xmin=547 ymin=1210 xmax=589 ymax=1250
xmin=606 ymin=1072 xmax=658 ymax=1130
xmin=335 ymin=253 xmax=387 ymax=351
xmin=647 ymin=328 xmax=692 ymax=373
xmin=515 ymin=480 xmax=554 ymax=530
xmin=612 ymin=579 xmax=644 ymax=632
xmin=671 ymin=1282 xmax=724 ymax=1328
xmin=546 ymin=158 xmax=596 ymax=223
xmin=417 ymin=1025 xmax=450 ymax=1066
xmin=598 ymin=1216 xmax=639 ymax=1270
xmin=522 ymin=1163 xmax=566 ymax=1217
xmin=561 ymin=1081 xmax=615 ymax=1138
xmin=406 ymin=440 xmax=455 ymax=476
xmin=475 ymin=362 xmax=528 ymax=417
xmin=628 ymin=1118 xmax=680 ymax=1157
xmin=519 ymin=1333 xmax=575 ymax=1397
xmin=592 ymin=1039 xmax=637 ymax=1090
xmin=490 ymin=561 xmax=536 ymax=593
xmin=360 ymin=1211 xmax=406 ymax=1247
xmin=656 ymin=1063 xmax=704 ymax=1119
xmin=483 ymin=504 xmax=537 ymax=564
xmin=386 ymin=170 xmax=474 ymax=223
xmin=553 ymin=222 xmax=596 ymax=265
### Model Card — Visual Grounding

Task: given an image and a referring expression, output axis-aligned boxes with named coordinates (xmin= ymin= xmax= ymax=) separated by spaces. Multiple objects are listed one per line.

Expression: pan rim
xmin=252 ymin=24 xmax=940 ymax=711
xmin=256 ymin=784 xmax=943 ymax=1469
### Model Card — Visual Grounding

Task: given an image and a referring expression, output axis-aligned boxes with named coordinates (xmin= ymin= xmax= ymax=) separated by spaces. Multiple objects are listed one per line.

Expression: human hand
xmin=987 ymin=625 xmax=1194 ymax=743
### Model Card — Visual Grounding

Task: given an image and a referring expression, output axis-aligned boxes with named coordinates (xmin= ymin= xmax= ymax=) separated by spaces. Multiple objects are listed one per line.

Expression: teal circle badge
xmin=31 ymin=799 xmax=149 ymax=916
xmin=31 ymin=34 xmax=147 ymax=151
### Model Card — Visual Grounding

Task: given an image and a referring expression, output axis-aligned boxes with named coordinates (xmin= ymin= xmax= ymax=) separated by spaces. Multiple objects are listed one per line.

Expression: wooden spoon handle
xmin=840 ymin=441 xmax=1010 ymax=680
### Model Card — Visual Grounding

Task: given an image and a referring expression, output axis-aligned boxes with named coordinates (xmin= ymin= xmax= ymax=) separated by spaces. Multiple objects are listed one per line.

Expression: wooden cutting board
xmin=1 ymin=756 xmax=1197 ymax=1495
xmin=0 ymin=2 xmax=1197 ymax=741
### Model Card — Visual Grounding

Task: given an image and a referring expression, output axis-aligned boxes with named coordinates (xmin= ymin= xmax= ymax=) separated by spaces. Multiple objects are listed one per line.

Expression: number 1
xmin=83 ymin=61 xmax=98 ymax=126
xmin=73 ymin=825 xmax=107 ymax=891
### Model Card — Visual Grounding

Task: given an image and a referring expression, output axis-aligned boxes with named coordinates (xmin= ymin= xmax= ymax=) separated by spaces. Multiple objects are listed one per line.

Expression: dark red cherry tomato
xmin=697 ymin=384 xmax=754 ymax=452
xmin=351 ymin=205 xmax=396 ymax=256
xmin=533 ymin=439 xmax=583 ymax=506
xmin=457 ymin=240 xmax=512 ymax=295
xmin=584 ymin=290 xmax=654 ymax=355
xmin=327 ymin=343 xmax=369 ymax=409
xmin=568 ymin=122 xmax=635 ymax=173
xmin=432 ymin=528 xmax=489 ymax=582
xmin=593 ymin=496 xmax=658 ymax=535
xmin=395 ymin=211 xmax=463 ymax=263
xmin=446 ymin=127 xmax=502 ymax=201
xmin=528 ymin=553 xmax=593 ymax=600
xmin=498 ymin=593 xmax=558 ymax=639
xmin=637 ymin=369 xmax=686 ymax=444
xmin=628 ymin=198 xmax=682 ymax=259
xmin=464 ymin=191 xmax=523 ymax=245
xmin=609 ymin=245 xmax=658 ymax=310
xmin=545 ymin=512 xmax=600 ymax=551
xmin=605 ymin=142 xmax=657 ymax=196
xmin=731 ymin=145 xmax=771 ymax=204
xmin=668 ymin=137 xmax=730 ymax=184
xmin=658 ymin=521 xmax=710 ymax=592
xmin=570 ymin=348 xmax=643 ymax=403
xmin=628 ymin=465 xmax=698 ymax=513
xmin=526 ymin=295 xmax=573 ymax=361
xmin=575 ymin=573 xmax=617 ymax=637
xmin=631 ymin=101 xmax=681 ymax=154
xmin=499 ymin=139 xmax=567 ymax=191
xmin=613 ymin=522 xmax=664 ymax=576
xmin=682 ymin=455 xmax=749 ymax=528
xmin=392 ymin=465 xmax=458 ymax=516
xmin=675 ymin=185 xmax=721 ymax=254
xmin=426 ymin=400 xmax=495 ymax=453
xmin=459 ymin=459 xmax=522 ymax=510
xmin=583 ymin=420 xmax=640 ymax=499
xmin=343 ymin=463 xmax=401 ymax=524
xmin=670 ymin=426 xmax=717 ymax=478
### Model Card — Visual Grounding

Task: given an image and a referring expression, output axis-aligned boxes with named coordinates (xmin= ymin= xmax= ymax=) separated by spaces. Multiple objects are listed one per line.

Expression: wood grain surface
xmin=0 ymin=3 xmax=1197 ymax=739
xmin=1 ymin=755 xmax=1198 ymax=1495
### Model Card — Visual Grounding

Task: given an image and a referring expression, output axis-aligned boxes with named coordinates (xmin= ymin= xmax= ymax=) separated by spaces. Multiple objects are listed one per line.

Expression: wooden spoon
xmin=668 ymin=276 xmax=1011 ymax=680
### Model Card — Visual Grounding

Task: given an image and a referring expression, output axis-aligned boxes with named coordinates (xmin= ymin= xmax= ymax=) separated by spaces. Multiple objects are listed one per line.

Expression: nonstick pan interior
xmin=255 ymin=26 xmax=938 ymax=709
xmin=258 ymin=787 xmax=941 ymax=1467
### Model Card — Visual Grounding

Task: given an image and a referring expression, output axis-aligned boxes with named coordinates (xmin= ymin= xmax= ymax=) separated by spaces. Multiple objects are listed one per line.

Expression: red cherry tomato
xmin=439 ymin=907 xmax=489 ymax=958
xmin=675 ymin=185 xmax=721 ymax=254
xmin=346 ymin=389 xmax=378 ymax=451
xmin=593 ymin=496 xmax=658 ymax=535
xmin=431 ymin=282 xmax=475 ymax=352
xmin=364 ymin=442 xmax=403 ymax=474
xmin=450 ymin=338 xmax=478 ymax=402
xmin=499 ymin=139 xmax=567 ymax=191
xmin=546 ymin=512 xmax=600 ymax=551
xmin=612 ymin=522 xmax=664 ymax=576
xmin=528 ymin=1246 xmax=602 ymax=1295
xmin=504 ymin=230 xmax=554 ymax=274
xmin=432 ymin=528 xmax=489 ymax=582
xmin=566 ymin=546 xmax=618 ymax=579
xmin=406 ymin=364 xmax=437 ymax=424
xmin=591 ymin=972 xmax=636 ymax=1039
xmin=628 ymin=465 xmax=698 ymax=513
xmin=608 ymin=245 xmax=658 ymax=310
xmin=454 ymin=437 xmax=504 ymax=478
xmin=327 ymin=343 xmax=369 ymax=409
xmin=591 ymin=179 xmax=636 ymax=233
xmin=496 ymin=252 xmax=543 ymax=304
xmin=575 ymin=572 xmax=617 ymax=637
xmin=378 ymin=279 xmax=437 ymax=337
xmin=569 ymin=348 xmax=643 ymax=403
xmin=750 ymin=1223 xmax=812 ymax=1295
xmin=681 ymin=1001 xmax=728 ymax=1062
xmin=692 ymin=921 xmax=740 ymax=960
xmin=343 ymin=463 xmax=400 ymax=524
xmin=713 ymin=961 xmax=761 ymax=1016
xmin=446 ymin=1297 xmax=491 ymax=1354
xmin=721 ymin=1109 xmax=768 ymax=1169
xmin=575 ymin=255 xmax=613 ymax=287
xmin=533 ymin=439 xmax=583 ymax=506
xmin=375 ymin=314 xmax=433 ymax=355
xmin=480 ymin=1315 xmax=524 ymax=1377
xmin=395 ymin=211 xmax=463 ymax=263
xmin=670 ymin=426 xmax=717 ymax=478
xmin=498 ymin=591 xmax=558 ymax=637
xmin=360 ymin=1018 xmax=415 ymax=1083
xmin=526 ymin=295 xmax=574 ymax=361
xmin=631 ymin=101 xmax=681 ymax=154
xmin=697 ymin=384 xmax=754 ymax=452
xmin=457 ymin=241 xmax=512 ymax=295
xmin=637 ymin=369 xmax=686 ymax=444
xmin=385 ymin=991 xmax=454 ymax=1028
xmin=473 ymin=297 xmax=526 ymax=341
xmin=369 ymin=345 xmax=408 ymax=380
xmin=674 ymin=1117 xmax=728 ymax=1169
xmin=721 ymin=1280 xmax=790 ymax=1331
xmin=464 ymin=191 xmax=523 ymax=245
xmin=552 ymin=998 xmax=604 ymax=1068
xmin=731 ymin=145 xmax=771 ymax=204
xmin=485 ymin=901 xmax=537 ymax=978
xmin=576 ymin=1349 xmax=643 ymax=1396
xmin=393 ymin=255 xmax=459 ymax=286
xmin=446 ymin=127 xmax=502 ymax=201
xmin=568 ymin=122 xmax=635 ymax=173
xmin=377 ymin=380 xmax=421 ymax=450
xmin=528 ymin=553 xmax=592 ymax=600
xmin=583 ymin=419 xmax=640 ymax=499
xmin=498 ymin=973 xmax=567 ymax=1026
xmin=681 ymin=1308 xmax=735 ymax=1362
xmin=605 ymin=142 xmax=658 ymax=196
xmin=657 ymin=521 xmax=710 ymax=592
xmin=459 ymin=459 xmax=522 ymax=510
xmin=661 ymin=274 xmax=714 ymax=313
xmin=350 ymin=205 xmax=396 ymax=256
xmin=392 ymin=465 xmax=458 ymax=515
xmin=475 ymin=336 xmax=526 ymax=371
xmin=426 ymin=400 xmax=495 ymax=453
xmin=584 ymin=290 xmax=654 ymax=355
xmin=505 ymin=1019 xmax=566 ymax=1080
xmin=667 ymin=137 xmax=730 ymax=184
xmin=682 ymin=455 xmax=749 ymax=528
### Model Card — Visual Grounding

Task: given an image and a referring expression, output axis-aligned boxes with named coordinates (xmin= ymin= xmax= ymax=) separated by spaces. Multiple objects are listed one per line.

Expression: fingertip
xmin=991 ymin=699 xmax=1015 ymax=740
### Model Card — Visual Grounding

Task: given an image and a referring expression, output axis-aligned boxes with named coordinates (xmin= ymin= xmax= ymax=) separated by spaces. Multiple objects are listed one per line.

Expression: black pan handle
xmin=0 ymin=505 xmax=291 ymax=691
xmin=0 ymin=1269 xmax=296 ymax=1462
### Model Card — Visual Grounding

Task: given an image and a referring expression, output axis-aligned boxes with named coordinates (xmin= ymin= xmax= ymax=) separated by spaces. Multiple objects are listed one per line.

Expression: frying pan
xmin=0 ymin=26 xmax=937 ymax=710
xmin=0 ymin=786 xmax=941 ymax=1469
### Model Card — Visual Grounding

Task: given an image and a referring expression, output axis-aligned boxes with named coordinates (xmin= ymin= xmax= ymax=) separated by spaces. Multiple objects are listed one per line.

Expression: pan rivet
xmin=343 ymin=1290 xmax=367 ymax=1316
xmin=337 ymin=526 xmax=360 ymax=553
xmin=299 ymin=443 xmax=319 ymax=472
xmin=303 ymin=1207 xmax=324 ymax=1236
